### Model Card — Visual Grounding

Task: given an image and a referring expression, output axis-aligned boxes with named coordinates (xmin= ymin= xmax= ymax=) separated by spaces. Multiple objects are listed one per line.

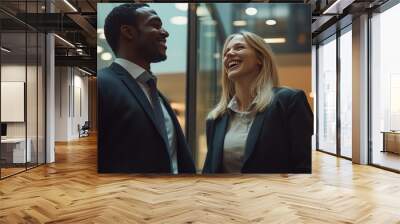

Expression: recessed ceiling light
xmin=245 ymin=7 xmax=257 ymax=16
xmin=265 ymin=19 xmax=277 ymax=26
xmin=76 ymin=48 xmax=83 ymax=52
xmin=97 ymin=46 xmax=103 ymax=53
xmin=233 ymin=20 xmax=247 ymax=26
xmin=101 ymin=52 xmax=112 ymax=61
xmin=99 ymin=33 xmax=106 ymax=39
xmin=41 ymin=5 xmax=45 ymax=10
xmin=264 ymin=38 xmax=286 ymax=44
xmin=175 ymin=3 xmax=188 ymax=11
xmin=170 ymin=16 xmax=187 ymax=25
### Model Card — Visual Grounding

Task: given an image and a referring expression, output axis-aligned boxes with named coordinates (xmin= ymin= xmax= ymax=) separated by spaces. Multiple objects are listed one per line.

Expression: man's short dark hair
xmin=104 ymin=3 xmax=149 ymax=54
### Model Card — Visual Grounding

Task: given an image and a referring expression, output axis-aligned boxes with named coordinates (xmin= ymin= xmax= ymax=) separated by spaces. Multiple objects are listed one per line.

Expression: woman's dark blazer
xmin=202 ymin=87 xmax=313 ymax=174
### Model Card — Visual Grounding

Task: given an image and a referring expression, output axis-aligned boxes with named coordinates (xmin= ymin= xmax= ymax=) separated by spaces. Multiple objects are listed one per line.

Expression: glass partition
xmin=339 ymin=27 xmax=352 ymax=158
xmin=0 ymin=0 xmax=46 ymax=179
xmin=370 ymin=3 xmax=400 ymax=171
xmin=195 ymin=3 xmax=222 ymax=170
xmin=1 ymin=30 xmax=28 ymax=177
xmin=317 ymin=35 xmax=337 ymax=155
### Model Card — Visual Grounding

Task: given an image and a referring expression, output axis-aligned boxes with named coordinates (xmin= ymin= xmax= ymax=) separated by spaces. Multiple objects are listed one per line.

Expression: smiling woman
xmin=203 ymin=31 xmax=313 ymax=173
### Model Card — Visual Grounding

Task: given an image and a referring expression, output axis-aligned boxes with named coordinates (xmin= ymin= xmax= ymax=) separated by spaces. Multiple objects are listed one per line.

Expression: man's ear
xmin=120 ymin=25 xmax=137 ymax=40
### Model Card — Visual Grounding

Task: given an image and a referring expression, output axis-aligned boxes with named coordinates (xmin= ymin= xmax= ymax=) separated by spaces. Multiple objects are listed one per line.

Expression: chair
xmin=79 ymin=121 xmax=90 ymax=138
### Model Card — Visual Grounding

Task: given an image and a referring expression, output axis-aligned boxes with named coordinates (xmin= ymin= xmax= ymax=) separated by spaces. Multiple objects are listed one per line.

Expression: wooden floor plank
xmin=0 ymin=135 xmax=400 ymax=223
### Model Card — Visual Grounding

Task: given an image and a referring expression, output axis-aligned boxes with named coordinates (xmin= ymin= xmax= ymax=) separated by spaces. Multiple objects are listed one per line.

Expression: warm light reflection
xmin=264 ymin=38 xmax=286 ymax=44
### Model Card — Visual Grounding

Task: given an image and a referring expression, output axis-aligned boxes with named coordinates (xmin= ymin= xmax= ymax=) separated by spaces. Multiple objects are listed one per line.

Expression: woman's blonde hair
xmin=208 ymin=31 xmax=280 ymax=119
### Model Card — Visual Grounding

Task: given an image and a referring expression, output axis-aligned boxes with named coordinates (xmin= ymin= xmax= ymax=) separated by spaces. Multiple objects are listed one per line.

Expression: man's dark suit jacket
xmin=98 ymin=62 xmax=196 ymax=173
xmin=203 ymin=87 xmax=313 ymax=174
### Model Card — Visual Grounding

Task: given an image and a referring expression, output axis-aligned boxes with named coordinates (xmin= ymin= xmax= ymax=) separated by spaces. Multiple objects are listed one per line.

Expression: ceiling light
xmin=76 ymin=48 xmax=83 ymax=52
xmin=322 ymin=0 xmax=349 ymax=14
xmin=54 ymin=34 xmax=75 ymax=48
xmin=101 ymin=52 xmax=112 ymax=61
xmin=99 ymin=33 xmax=106 ymax=39
xmin=265 ymin=19 xmax=277 ymax=26
xmin=196 ymin=6 xmax=209 ymax=17
xmin=78 ymin=67 xmax=92 ymax=76
xmin=233 ymin=20 xmax=247 ymax=26
xmin=264 ymin=38 xmax=286 ymax=44
xmin=245 ymin=7 xmax=257 ymax=16
xmin=1 ymin=47 xmax=11 ymax=53
xmin=97 ymin=28 xmax=104 ymax=34
xmin=41 ymin=5 xmax=45 ymax=10
xmin=170 ymin=16 xmax=187 ymax=25
xmin=97 ymin=46 xmax=103 ymax=53
xmin=175 ymin=3 xmax=188 ymax=11
xmin=63 ymin=0 xmax=78 ymax=12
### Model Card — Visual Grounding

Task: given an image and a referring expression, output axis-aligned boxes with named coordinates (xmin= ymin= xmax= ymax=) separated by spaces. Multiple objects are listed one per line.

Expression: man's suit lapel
xmin=242 ymin=111 xmax=265 ymax=167
xmin=212 ymin=114 xmax=229 ymax=172
xmin=110 ymin=63 xmax=168 ymax=146
xmin=158 ymin=93 xmax=180 ymax=146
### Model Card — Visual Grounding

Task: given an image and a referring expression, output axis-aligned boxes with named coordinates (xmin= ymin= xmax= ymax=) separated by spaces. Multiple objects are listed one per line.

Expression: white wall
xmin=54 ymin=67 xmax=89 ymax=141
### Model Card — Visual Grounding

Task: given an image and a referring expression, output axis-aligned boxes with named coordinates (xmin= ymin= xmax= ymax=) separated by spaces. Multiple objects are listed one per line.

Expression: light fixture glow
xmin=97 ymin=46 xmax=103 ymax=53
xmin=54 ymin=34 xmax=75 ymax=48
xmin=196 ymin=6 xmax=208 ymax=16
xmin=233 ymin=20 xmax=247 ymax=26
xmin=97 ymin=28 xmax=104 ymax=34
xmin=175 ymin=3 xmax=188 ymax=11
xmin=101 ymin=52 xmax=112 ymax=61
xmin=63 ymin=0 xmax=78 ymax=12
xmin=264 ymin=38 xmax=286 ymax=44
xmin=99 ymin=33 xmax=106 ymax=39
xmin=245 ymin=7 xmax=257 ymax=16
xmin=170 ymin=16 xmax=187 ymax=25
xmin=265 ymin=19 xmax=277 ymax=26
xmin=78 ymin=67 xmax=92 ymax=76
xmin=1 ymin=47 xmax=11 ymax=53
xmin=322 ymin=0 xmax=344 ymax=14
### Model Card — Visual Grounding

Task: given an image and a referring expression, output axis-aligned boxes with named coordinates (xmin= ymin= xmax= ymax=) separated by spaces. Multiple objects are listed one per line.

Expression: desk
xmin=381 ymin=131 xmax=400 ymax=154
xmin=1 ymin=138 xmax=31 ymax=163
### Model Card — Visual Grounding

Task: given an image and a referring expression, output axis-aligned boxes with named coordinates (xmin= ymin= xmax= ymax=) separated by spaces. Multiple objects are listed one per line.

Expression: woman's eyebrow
xmin=224 ymin=43 xmax=244 ymax=56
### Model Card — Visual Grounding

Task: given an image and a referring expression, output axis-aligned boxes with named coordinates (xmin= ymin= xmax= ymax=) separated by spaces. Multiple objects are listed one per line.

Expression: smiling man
xmin=98 ymin=3 xmax=196 ymax=173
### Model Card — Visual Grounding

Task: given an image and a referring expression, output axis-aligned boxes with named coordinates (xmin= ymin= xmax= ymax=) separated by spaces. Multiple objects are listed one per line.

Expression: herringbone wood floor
xmin=1 ymin=135 xmax=400 ymax=223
